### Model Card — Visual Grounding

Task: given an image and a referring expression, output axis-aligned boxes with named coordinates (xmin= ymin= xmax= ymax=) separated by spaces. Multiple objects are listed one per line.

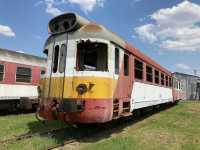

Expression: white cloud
xmin=175 ymin=63 xmax=190 ymax=70
xmin=0 ymin=24 xmax=15 ymax=37
xmin=40 ymin=0 xmax=105 ymax=16
xmin=135 ymin=1 xmax=200 ymax=52
xmin=45 ymin=2 xmax=63 ymax=16
xmin=135 ymin=24 xmax=157 ymax=43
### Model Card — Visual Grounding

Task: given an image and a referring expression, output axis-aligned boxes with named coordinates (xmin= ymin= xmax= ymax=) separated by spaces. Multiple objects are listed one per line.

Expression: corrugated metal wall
xmin=175 ymin=72 xmax=200 ymax=100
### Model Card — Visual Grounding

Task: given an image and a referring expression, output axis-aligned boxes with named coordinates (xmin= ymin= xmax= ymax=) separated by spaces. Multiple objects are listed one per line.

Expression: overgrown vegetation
xmin=0 ymin=101 xmax=199 ymax=150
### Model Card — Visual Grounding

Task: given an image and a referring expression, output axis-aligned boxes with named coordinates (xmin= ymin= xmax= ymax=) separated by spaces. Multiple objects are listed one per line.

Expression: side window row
xmin=134 ymin=59 xmax=172 ymax=87
xmin=0 ymin=64 xmax=32 ymax=83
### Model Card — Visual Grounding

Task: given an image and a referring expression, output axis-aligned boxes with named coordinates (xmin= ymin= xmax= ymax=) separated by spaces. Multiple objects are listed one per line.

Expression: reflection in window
xmin=0 ymin=64 xmax=4 ymax=81
xmin=77 ymin=41 xmax=108 ymax=71
xmin=16 ymin=67 xmax=32 ymax=83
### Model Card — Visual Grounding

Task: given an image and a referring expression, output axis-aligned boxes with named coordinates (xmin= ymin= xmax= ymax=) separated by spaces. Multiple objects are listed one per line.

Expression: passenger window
xmin=154 ymin=70 xmax=159 ymax=84
xmin=146 ymin=65 xmax=153 ymax=82
xmin=124 ymin=54 xmax=129 ymax=76
xmin=135 ymin=59 xmax=143 ymax=80
xmin=115 ymin=48 xmax=119 ymax=74
xmin=16 ymin=67 xmax=32 ymax=83
xmin=53 ymin=45 xmax=59 ymax=73
xmin=59 ymin=44 xmax=67 ymax=73
xmin=169 ymin=77 xmax=172 ymax=87
xmin=77 ymin=41 xmax=108 ymax=71
xmin=166 ymin=76 xmax=169 ymax=87
xmin=0 ymin=64 xmax=4 ymax=81
xmin=161 ymin=73 xmax=165 ymax=85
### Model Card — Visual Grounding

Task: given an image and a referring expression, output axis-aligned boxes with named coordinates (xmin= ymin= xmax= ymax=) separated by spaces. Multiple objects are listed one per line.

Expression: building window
xmin=16 ymin=67 xmax=32 ymax=83
xmin=146 ymin=65 xmax=153 ymax=82
xmin=135 ymin=59 xmax=143 ymax=80
xmin=154 ymin=70 xmax=159 ymax=84
xmin=0 ymin=64 xmax=4 ymax=81
xmin=115 ymin=48 xmax=119 ymax=74
xmin=169 ymin=77 xmax=172 ymax=87
xmin=59 ymin=44 xmax=67 ymax=73
xmin=53 ymin=45 xmax=59 ymax=73
xmin=166 ymin=76 xmax=169 ymax=87
xmin=124 ymin=54 xmax=129 ymax=76
xmin=161 ymin=73 xmax=165 ymax=85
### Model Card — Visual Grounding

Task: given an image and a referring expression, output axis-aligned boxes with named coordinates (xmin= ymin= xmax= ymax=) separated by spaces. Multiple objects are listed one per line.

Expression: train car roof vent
xmin=48 ymin=12 xmax=90 ymax=35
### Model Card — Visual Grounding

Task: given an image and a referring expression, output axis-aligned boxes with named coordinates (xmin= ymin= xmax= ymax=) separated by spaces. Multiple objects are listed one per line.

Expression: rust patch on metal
xmin=81 ymin=23 xmax=102 ymax=32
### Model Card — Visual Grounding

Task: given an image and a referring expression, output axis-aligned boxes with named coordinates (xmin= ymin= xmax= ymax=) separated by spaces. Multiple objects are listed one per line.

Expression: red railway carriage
xmin=0 ymin=48 xmax=46 ymax=111
xmin=38 ymin=12 xmax=183 ymax=124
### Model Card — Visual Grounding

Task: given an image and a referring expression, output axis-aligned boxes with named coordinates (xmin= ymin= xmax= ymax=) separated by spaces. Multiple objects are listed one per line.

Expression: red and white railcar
xmin=0 ymin=48 xmax=46 ymax=111
xmin=38 ymin=13 xmax=183 ymax=124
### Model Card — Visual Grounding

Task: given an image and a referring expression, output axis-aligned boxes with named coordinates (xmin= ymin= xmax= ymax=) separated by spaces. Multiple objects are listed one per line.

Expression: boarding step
xmin=122 ymin=101 xmax=130 ymax=113
xmin=113 ymin=99 xmax=119 ymax=118
xmin=120 ymin=112 xmax=132 ymax=117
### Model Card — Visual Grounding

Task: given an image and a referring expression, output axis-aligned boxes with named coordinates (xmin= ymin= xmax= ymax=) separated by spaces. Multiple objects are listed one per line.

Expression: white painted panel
xmin=130 ymin=82 xmax=173 ymax=111
xmin=0 ymin=84 xmax=38 ymax=100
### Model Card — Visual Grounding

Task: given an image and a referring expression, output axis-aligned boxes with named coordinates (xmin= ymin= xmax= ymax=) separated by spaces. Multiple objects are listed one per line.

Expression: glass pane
xmin=53 ymin=45 xmax=59 ymax=73
xmin=16 ymin=67 xmax=32 ymax=83
xmin=59 ymin=44 xmax=67 ymax=73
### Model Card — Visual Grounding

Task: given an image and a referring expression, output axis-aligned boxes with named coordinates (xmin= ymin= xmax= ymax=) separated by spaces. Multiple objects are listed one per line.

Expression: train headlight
xmin=76 ymin=84 xmax=88 ymax=95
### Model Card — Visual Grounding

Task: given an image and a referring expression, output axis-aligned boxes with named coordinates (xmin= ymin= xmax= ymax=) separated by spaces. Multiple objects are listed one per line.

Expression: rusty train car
xmin=37 ymin=13 xmax=183 ymax=124
xmin=0 ymin=48 xmax=46 ymax=111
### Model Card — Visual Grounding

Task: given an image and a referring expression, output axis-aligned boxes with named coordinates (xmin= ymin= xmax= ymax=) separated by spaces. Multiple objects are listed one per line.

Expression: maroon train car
xmin=0 ymin=48 xmax=46 ymax=111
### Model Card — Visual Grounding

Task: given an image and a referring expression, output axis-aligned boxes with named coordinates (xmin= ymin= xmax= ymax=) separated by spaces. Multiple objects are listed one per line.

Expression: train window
xmin=135 ymin=59 xmax=143 ymax=80
xmin=53 ymin=45 xmax=59 ymax=73
xmin=115 ymin=48 xmax=119 ymax=74
xmin=77 ymin=41 xmax=108 ymax=71
xmin=59 ymin=44 xmax=67 ymax=73
xmin=124 ymin=54 xmax=129 ymax=76
xmin=146 ymin=65 xmax=153 ymax=82
xmin=169 ymin=77 xmax=172 ymax=87
xmin=0 ymin=64 xmax=4 ymax=81
xmin=44 ymin=49 xmax=48 ymax=56
xmin=166 ymin=76 xmax=169 ymax=87
xmin=16 ymin=67 xmax=32 ymax=83
xmin=154 ymin=70 xmax=159 ymax=84
xmin=161 ymin=73 xmax=165 ymax=85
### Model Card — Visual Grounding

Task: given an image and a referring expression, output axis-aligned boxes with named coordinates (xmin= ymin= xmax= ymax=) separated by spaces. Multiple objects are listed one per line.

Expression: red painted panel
xmin=0 ymin=60 xmax=43 ymax=86
xmin=39 ymin=99 xmax=113 ymax=123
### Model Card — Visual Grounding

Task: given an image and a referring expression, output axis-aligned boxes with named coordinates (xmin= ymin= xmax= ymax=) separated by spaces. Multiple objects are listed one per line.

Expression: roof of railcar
xmin=0 ymin=48 xmax=47 ymax=67
xmin=46 ymin=13 xmax=172 ymax=76
xmin=76 ymin=23 xmax=172 ymax=75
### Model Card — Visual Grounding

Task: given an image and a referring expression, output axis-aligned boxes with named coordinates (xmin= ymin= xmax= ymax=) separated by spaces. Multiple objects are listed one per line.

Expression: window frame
xmin=124 ymin=53 xmax=129 ymax=76
xmin=59 ymin=44 xmax=67 ymax=73
xmin=15 ymin=67 xmax=32 ymax=83
xmin=115 ymin=48 xmax=119 ymax=74
xmin=0 ymin=64 xmax=4 ymax=82
xmin=134 ymin=58 xmax=143 ymax=80
xmin=154 ymin=69 xmax=160 ymax=84
xmin=146 ymin=65 xmax=153 ymax=82
xmin=53 ymin=45 xmax=60 ymax=73
xmin=161 ymin=73 xmax=165 ymax=86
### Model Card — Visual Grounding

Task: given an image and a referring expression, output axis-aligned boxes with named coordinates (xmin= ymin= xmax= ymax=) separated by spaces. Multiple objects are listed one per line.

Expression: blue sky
xmin=0 ymin=0 xmax=200 ymax=75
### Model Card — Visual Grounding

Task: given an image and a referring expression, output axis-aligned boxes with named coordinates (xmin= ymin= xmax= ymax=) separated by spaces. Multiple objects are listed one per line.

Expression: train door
xmin=48 ymin=38 xmax=67 ymax=100
xmin=113 ymin=45 xmax=133 ymax=118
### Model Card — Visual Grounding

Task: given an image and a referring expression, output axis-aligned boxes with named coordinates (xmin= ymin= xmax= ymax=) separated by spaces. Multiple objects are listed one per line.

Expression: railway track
xmin=0 ymin=126 xmax=68 ymax=145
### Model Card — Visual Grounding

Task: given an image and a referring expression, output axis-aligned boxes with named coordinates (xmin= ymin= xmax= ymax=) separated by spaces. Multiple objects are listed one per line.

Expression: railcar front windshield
xmin=76 ymin=40 xmax=108 ymax=72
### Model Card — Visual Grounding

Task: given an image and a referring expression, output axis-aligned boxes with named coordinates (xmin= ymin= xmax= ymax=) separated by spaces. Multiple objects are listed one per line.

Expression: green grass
xmin=82 ymin=102 xmax=200 ymax=150
xmin=0 ymin=101 xmax=200 ymax=150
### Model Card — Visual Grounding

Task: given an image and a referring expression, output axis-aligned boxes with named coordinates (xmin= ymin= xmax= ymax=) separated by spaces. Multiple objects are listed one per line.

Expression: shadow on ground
xmin=26 ymin=103 xmax=176 ymax=145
